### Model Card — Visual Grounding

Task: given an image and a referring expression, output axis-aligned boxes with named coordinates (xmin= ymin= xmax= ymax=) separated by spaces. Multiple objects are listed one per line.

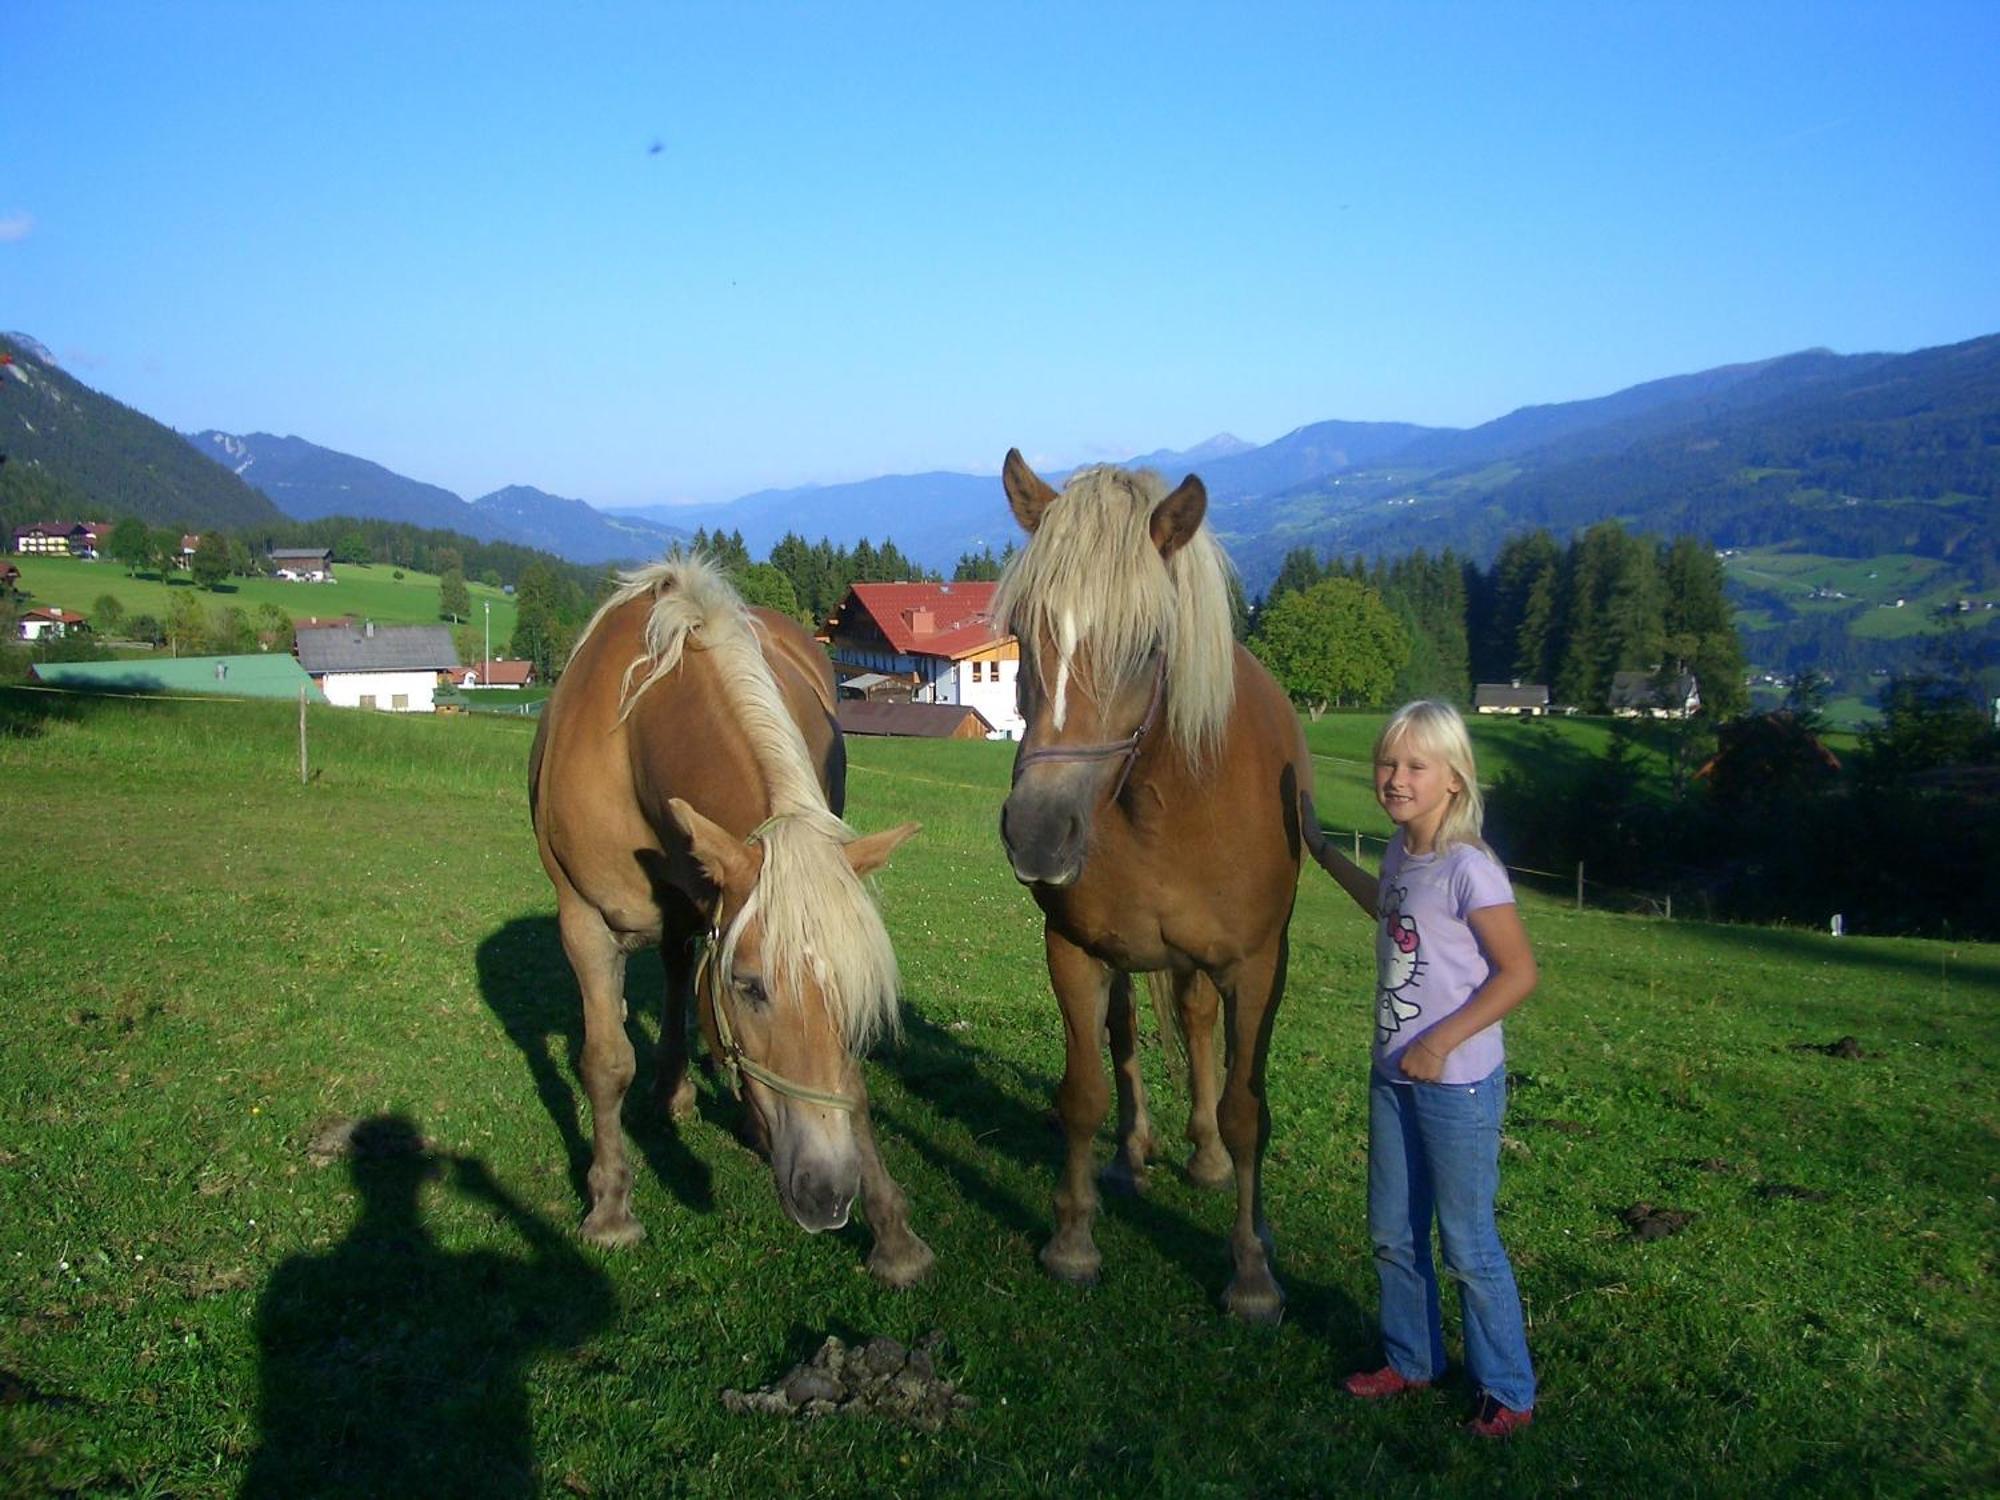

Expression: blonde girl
xmin=1314 ymin=699 xmax=1539 ymax=1437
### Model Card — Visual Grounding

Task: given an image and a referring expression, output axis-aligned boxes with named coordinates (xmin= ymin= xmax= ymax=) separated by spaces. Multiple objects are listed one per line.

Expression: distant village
xmin=9 ymin=517 xmax=1724 ymax=735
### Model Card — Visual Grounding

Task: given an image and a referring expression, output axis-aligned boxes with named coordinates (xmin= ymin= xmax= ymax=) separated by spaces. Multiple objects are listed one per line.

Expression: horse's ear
xmin=845 ymin=821 xmax=920 ymax=878
xmin=1002 ymin=449 xmax=1058 ymax=533
xmin=667 ymin=797 xmax=757 ymax=892
xmin=1150 ymin=473 xmax=1207 ymax=558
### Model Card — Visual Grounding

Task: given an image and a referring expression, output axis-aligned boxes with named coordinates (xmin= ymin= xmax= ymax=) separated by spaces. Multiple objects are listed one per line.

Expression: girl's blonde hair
xmin=1375 ymin=699 xmax=1490 ymax=855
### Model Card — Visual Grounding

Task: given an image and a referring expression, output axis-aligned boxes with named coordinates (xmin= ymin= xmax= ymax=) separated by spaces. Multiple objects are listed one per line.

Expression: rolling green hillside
xmin=7 ymin=554 xmax=519 ymax=643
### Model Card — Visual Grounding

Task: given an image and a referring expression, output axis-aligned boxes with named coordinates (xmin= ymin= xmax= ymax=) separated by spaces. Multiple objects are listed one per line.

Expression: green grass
xmin=1 ymin=690 xmax=1993 ymax=1496
xmin=9 ymin=554 xmax=519 ymax=641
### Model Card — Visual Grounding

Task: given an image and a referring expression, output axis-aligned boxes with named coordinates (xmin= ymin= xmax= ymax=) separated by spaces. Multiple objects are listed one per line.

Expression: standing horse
xmin=529 ymin=555 xmax=932 ymax=1286
xmin=995 ymin=451 xmax=1313 ymax=1323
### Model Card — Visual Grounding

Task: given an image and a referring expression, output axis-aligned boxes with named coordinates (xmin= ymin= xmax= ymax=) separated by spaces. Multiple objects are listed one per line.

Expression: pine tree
xmin=1264 ymin=548 xmax=1324 ymax=612
xmin=1660 ymin=535 xmax=1747 ymax=717
xmin=1485 ymin=531 xmax=1561 ymax=683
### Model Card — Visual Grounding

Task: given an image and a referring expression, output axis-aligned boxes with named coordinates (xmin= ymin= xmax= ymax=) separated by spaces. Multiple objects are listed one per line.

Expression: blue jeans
xmin=1367 ymin=1067 xmax=1536 ymax=1411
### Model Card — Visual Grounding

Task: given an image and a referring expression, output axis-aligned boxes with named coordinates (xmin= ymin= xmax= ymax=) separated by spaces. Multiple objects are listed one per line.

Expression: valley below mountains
xmin=3 ymin=328 xmax=1994 ymax=680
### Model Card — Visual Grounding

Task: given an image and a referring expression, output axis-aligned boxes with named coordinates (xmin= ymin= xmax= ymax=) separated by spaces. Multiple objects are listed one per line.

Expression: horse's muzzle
xmin=780 ymin=1161 xmax=856 ymax=1233
xmin=1001 ymin=790 xmax=1087 ymax=887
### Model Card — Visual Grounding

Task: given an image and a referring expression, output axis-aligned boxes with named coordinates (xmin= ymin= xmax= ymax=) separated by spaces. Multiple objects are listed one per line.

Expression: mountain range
xmin=5 ymin=329 xmax=1995 ymax=600
xmin=185 ymin=431 xmax=690 ymax=565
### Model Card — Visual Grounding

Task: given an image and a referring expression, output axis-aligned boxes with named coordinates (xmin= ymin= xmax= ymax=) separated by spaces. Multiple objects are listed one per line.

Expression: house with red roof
xmin=18 ymin=606 xmax=88 ymax=641
xmin=820 ymin=581 xmax=1023 ymax=740
xmin=443 ymin=658 xmax=537 ymax=690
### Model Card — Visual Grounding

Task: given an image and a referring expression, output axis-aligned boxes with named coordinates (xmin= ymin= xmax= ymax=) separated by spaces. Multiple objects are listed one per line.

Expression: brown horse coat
xmin=529 ymin=557 xmax=929 ymax=1285
xmin=996 ymin=453 xmax=1311 ymax=1321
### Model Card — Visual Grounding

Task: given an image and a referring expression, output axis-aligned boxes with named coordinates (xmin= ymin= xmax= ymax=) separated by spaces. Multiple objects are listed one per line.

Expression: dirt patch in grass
xmin=1795 ymin=1035 xmax=1865 ymax=1059
xmin=1620 ymin=1202 xmax=1696 ymax=1241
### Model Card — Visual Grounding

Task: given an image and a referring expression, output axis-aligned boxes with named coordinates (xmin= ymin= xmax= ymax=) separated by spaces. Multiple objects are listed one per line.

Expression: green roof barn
xmin=31 ymin=654 xmax=328 ymax=702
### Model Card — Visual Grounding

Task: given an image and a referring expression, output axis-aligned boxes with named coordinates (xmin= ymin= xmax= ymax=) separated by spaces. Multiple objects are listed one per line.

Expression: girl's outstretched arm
xmin=1299 ymin=787 xmax=1378 ymax=916
xmin=1398 ymin=902 xmax=1538 ymax=1081
xmin=1306 ymin=829 xmax=1379 ymax=917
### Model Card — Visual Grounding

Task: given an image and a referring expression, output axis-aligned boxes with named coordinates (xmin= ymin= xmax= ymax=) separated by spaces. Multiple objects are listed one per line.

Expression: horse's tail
xmin=1298 ymin=787 xmax=1336 ymax=872
xmin=1144 ymin=970 xmax=1187 ymax=1092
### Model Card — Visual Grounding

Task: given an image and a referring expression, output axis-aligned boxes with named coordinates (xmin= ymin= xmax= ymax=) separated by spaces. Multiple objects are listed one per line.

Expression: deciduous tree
xmin=439 ymin=567 xmax=471 ymax=623
xmin=1248 ymin=577 xmax=1407 ymax=716
xmin=166 ymin=590 xmax=208 ymax=657
xmin=191 ymin=532 xmax=232 ymax=590
xmin=733 ymin=562 xmax=801 ymax=618
xmin=108 ymin=517 xmax=151 ymax=576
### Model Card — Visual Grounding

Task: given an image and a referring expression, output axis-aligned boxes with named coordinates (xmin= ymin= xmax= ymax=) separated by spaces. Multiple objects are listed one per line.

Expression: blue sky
xmin=5 ymin=2 xmax=1996 ymax=505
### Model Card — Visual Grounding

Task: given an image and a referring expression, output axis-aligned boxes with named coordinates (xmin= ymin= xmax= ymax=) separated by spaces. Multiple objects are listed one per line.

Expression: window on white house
xmin=392 ymin=694 xmax=409 ymax=710
xmin=359 ymin=694 xmax=377 ymax=710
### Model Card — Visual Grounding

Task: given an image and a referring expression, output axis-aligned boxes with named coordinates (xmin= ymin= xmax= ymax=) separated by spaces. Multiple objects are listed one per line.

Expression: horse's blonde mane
xmin=993 ymin=465 xmax=1237 ymax=766
xmin=570 ymin=553 xmax=900 ymax=1051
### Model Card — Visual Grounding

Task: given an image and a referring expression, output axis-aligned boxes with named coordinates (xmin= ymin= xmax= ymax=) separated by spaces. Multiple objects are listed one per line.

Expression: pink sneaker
xmin=1342 ymin=1365 xmax=1430 ymax=1400
xmin=1465 ymin=1393 xmax=1534 ymax=1437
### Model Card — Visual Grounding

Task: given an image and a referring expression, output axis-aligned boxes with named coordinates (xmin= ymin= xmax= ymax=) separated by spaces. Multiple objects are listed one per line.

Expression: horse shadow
xmin=242 ymin=1116 xmax=613 ymax=1498
xmin=872 ymin=995 xmax=1370 ymax=1351
xmin=475 ymin=916 xmax=716 ymax=1221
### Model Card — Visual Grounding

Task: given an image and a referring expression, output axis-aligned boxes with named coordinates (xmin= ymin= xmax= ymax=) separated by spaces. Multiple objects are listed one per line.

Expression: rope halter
xmin=1011 ymin=653 xmax=1168 ymax=805
xmin=693 ymin=815 xmax=861 ymax=1114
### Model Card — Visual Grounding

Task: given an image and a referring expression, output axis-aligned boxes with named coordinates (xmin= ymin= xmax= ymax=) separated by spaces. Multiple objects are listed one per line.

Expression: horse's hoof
xmin=868 ymin=1233 xmax=936 ymax=1289
xmin=1184 ymin=1149 xmax=1233 ymax=1191
xmin=1222 ymin=1278 xmax=1285 ymax=1325
xmin=1039 ymin=1239 xmax=1102 ymax=1287
xmin=579 ymin=1207 xmax=647 ymax=1249
xmin=664 ymin=1084 xmax=698 ymax=1124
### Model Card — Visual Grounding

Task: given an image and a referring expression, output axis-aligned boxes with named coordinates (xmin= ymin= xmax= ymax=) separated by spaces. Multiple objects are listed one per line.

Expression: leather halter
xmin=692 ymin=817 xmax=860 ymax=1114
xmin=1012 ymin=654 xmax=1168 ymax=805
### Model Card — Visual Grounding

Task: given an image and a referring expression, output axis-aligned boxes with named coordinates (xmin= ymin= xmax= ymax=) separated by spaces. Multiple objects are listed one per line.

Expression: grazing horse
xmin=528 ymin=555 xmax=932 ymax=1286
xmin=995 ymin=451 xmax=1313 ymax=1323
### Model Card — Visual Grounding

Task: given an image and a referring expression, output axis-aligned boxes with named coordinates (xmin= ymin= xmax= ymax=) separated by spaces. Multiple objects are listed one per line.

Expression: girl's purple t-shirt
xmin=1372 ymin=833 xmax=1516 ymax=1085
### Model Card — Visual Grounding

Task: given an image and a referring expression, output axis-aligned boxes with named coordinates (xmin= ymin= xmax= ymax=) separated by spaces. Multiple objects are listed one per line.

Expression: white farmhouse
xmin=821 ymin=581 xmax=1023 ymax=740
xmin=17 ymin=606 xmax=88 ymax=641
xmin=296 ymin=621 xmax=458 ymax=713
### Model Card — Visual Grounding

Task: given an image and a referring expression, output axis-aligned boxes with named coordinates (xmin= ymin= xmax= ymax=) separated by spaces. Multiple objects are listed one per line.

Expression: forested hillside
xmin=0 ymin=335 xmax=285 ymax=533
xmin=1226 ymin=333 xmax=2000 ymax=587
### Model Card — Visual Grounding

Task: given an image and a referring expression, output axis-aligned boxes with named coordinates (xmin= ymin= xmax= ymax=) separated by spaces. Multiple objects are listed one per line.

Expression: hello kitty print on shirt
xmin=1370 ymin=835 xmax=1517 ymax=1086
xmin=1376 ymin=882 xmax=1425 ymax=1044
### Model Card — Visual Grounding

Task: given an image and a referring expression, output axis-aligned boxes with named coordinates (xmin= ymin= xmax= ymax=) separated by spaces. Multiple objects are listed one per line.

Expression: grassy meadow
xmin=8 ymin=554 xmax=520 ymax=642
xmin=1 ymin=688 xmax=1994 ymax=1496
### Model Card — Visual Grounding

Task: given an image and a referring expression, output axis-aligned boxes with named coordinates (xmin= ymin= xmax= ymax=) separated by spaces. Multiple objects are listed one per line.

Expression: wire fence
xmin=1315 ymin=824 xmax=1684 ymax=920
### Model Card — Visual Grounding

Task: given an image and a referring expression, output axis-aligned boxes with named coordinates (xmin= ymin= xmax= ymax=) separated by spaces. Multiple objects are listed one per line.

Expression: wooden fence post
xmin=298 ymin=686 xmax=308 ymax=785
xmin=1575 ymin=861 xmax=1584 ymax=911
xmin=1353 ymin=829 xmax=1361 ymax=860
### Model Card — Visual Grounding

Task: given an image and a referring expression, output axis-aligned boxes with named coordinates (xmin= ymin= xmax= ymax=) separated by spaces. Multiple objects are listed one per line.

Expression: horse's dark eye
xmin=736 ymin=976 xmax=768 ymax=1008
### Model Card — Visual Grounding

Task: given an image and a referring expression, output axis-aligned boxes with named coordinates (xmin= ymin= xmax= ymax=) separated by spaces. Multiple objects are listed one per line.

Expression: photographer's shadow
xmin=243 ymin=1117 xmax=613 ymax=1499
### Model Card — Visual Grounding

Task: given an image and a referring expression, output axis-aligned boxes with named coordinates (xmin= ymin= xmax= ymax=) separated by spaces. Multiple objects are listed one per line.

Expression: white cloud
xmin=0 ymin=213 xmax=34 ymax=243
